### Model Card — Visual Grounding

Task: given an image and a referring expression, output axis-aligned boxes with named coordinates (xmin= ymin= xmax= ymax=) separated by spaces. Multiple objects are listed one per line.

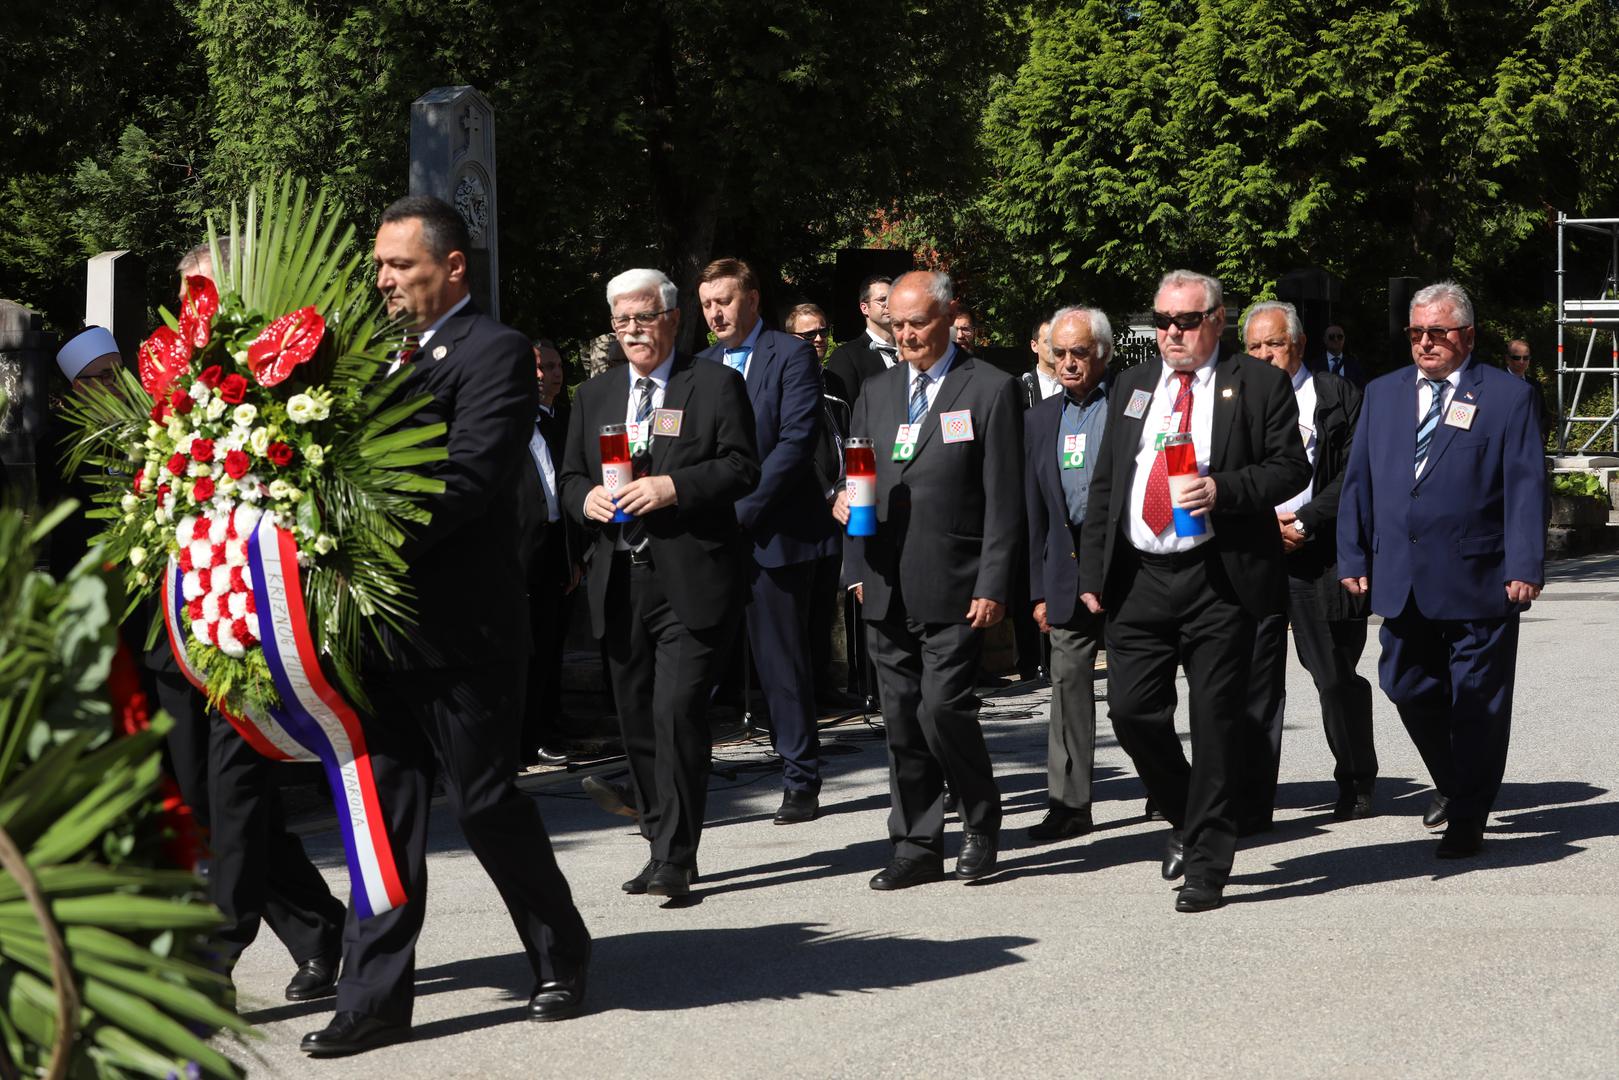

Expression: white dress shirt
xmin=1127 ymin=352 xmax=1219 ymax=553
xmin=1414 ymin=362 xmax=1465 ymax=480
xmin=1036 ymin=368 xmax=1063 ymax=401
xmin=615 ymin=351 xmax=676 ymax=550
xmin=869 ymin=328 xmax=899 ymax=368
xmin=1276 ymin=364 xmax=1317 ymax=516
xmin=529 ymin=404 xmax=561 ymax=523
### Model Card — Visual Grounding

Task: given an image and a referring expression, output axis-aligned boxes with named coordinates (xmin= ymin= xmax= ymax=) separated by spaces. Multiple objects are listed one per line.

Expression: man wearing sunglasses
xmin=1318 ymin=325 xmax=1365 ymax=387
xmin=1077 ymin=270 xmax=1310 ymax=913
xmin=785 ymin=304 xmax=831 ymax=362
xmin=1338 ymin=281 xmax=1545 ymax=860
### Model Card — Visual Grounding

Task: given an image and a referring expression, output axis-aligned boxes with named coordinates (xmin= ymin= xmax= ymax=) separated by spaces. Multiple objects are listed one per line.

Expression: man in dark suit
xmin=516 ymin=338 xmax=587 ymax=766
xmin=697 ymin=258 xmax=837 ymax=823
xmin=823 ymin=275 xmax=897 ymax=407
xmin=1338 ymin=281 xmax=1545 ymax=858
xmin=302 ymin=196 xmax=591 ymax=1057
xmin=560 ymin=267 xmax=759 ymax=898
xmin=1077 ymin=270 xmax=1310 ymax=913
xmin=833 ymin=270 xmax=1020 ymax=889
xmin=1505 ymin=339 xmax=1555 ymax=440
xmin=1024 ymin=306 xmax=1112 ymax=842
xmin=1318 ymin=325 xmax=1366 ymax=387
xmin=1238 ymin=301 xmax=1376 ymax=832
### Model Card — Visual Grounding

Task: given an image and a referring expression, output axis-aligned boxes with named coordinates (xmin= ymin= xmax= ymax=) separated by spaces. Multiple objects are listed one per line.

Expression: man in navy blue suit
xmin=1338 ymin=280 xmax=1546 ymax=859
xmin=698 ymin=258 xmax=837 ymax=823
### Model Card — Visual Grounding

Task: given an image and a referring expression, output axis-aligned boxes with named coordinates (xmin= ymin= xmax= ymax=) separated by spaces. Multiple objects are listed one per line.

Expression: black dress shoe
xmin=1144 ymin=797 xmax=1165 ymax=822
xmin=285 ymin=955 xmax=339 ymax=1002
xmin=622 ymin=858 xmax=660 ymax=894
xmin=646 ymin=862 xmax=697 ymax=897
xmin=1175 ymin=878 xmax=1225 ymax=913
xmin=582 ymin=775 xmax=639 ymax=820
xmin=1161 ymin=829 xmax=1185 ymax=881
xmin=1027 ymin=805 xmax=1094 ymax=843
xmin=956 ymin=832 xmax=998 ymax=880
xmin=1436 ymin=816 xmax=1485 ymax=859
xmin=1333 ymin=787 xmax=1376 ymax=821
xmin=869 ymin=856 xmax=946 ymax=891
xmin=300 ymin=1011 xmax=410 ymax=1057
xmin=532 ymin=745 xmax=570 ymax=767
xmin=774 ymin=789 xmax=819 ymax=825
xmin=529 ymin=945 xmax=590 ymax=1022
xmin=1423 ymin=793 xmax=1451 ymax=830
xmin=942 ymin=788 xmax=959 ymax=814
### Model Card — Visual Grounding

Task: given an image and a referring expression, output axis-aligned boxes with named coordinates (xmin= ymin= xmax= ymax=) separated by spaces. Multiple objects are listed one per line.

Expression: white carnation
xmin=228 ymin=592 xmax=248 ymax=619
xmin=182 ymin=571 xmax=204 ymax=602
xmin=189 ymin=539 xmax=214 ymax=569
xmin=208 ymin=515 xmax=229 ymax=544
xmin=217 ymin=625 xmax=245 ymax=659
xmin=232 ymin=504 xmax=264 ymax=535
xmin=209 ymin=565 xmax=233 ymax=593
xmin=176 ymin=515 xmax=199 ymax=546
xmin=201 ymin=592 xmax=220 ymax=621
xmin=225 ymin=539 xmax=248 ymax=567
xmin=188 ymin=383 xmax=211 ymax=406
xmin=190 ymin=619 xmax=210 ymax=644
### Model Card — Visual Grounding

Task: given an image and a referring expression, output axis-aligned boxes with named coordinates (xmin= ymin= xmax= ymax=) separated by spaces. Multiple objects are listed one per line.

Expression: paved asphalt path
xmin=223 ymin=553 xmax=1619 ymax=1078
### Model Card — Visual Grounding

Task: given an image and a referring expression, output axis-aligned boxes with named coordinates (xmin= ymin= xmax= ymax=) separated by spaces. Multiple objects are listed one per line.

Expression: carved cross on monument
xmin=460 ymin=107 xmax=481 ymax=154
xmin=410 ymin=86 xmax=500 ymax=319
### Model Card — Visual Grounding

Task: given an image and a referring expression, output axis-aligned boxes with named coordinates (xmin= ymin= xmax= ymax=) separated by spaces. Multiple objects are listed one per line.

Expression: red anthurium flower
xmin=166 ymin=453 xmax=187 ymax=477
xmin=265 ymin=441 xmax=295 ymax=467
xmin=193 ymin=476 xmax=216 ymax=502
xmin=197 ymin=364 xmax=224 ymax=389
xmin=247 ymin=306 xmax=326 ymax=387
xmin=180 ymin=276 xmax=220 ymax=352
xmin=138 ymin=326 xmax=192 ymax=399
xmin=171 ymin=388 xmax=194 ymax=415
xmin=223 ymin=450 xmax=251 ymax=479
xmin=191 ymin=438 xmax=215 ymax=463
xmin=218 ymin=373 xmax=249 ymax=404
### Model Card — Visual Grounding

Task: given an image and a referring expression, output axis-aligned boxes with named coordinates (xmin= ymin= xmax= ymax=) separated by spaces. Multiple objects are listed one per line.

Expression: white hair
xmin=606 ymin=268 xmax=679 ymax=311
xmin=1410 ymin=280 xmax=1474 ymax=326
xmin=1156 ymin=269 xmax=1224 ymax=312
xmin=893 ymin=270 xmax=954 ymax=310
xmin=1240 ymin=300 xmax=1304 ymax=344
xmin=1048 ymin=305 xmax=1115 ymax=362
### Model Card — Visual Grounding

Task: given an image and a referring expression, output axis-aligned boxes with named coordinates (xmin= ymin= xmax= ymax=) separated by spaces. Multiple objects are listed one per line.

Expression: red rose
xmin=171 ymin=388 xmax=194 ymax=415
xmin=193 ymin=476 xmax=216 ymax=502
xmin=166 ymin=453 xmax=187 ymax=477
xmin=197 ymin=365 xmax=224 ymax=389
xmin=150 ymin=400 xmax=168 ymax=423
xmin=191 ymin=438 xmax=215 ymax=463
xmin=156 ymin=484 xmax=170 ymax=509
xmin=266 ymin=441 xmax=295 ymax=467
xmin=218 ymin=373 xmax=249 ymax=404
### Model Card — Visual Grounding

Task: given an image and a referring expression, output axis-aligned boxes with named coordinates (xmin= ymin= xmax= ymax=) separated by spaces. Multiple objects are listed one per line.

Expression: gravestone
xmin=410 ymin=86 xmax=499 ymax=320
xmin=0 ymin=301 xmax=55 ymax=503
xmin=85 ymin=250 xmax=149 ymax=362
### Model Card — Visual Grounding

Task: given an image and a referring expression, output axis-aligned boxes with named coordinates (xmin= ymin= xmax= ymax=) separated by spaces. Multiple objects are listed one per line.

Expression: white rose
xmin=286 ymin=394 xmax=316 ymax=424
xmin=313 ymin=533 xmax=336 ymax=555
xmin=233 ymin=403 xmax=258 ymax=427
xmin=305 ymin=443 xmax=325 ymax=467
xmin=120 ymin=493 xmax=139 ymax=513
xmin=250 ymin=427 xmax=272 ymax=455
xmin=129 ymin=546 xmax=147 ymax=566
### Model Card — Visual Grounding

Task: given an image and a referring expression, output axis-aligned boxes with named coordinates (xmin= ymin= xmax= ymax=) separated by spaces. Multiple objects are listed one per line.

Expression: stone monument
xmin=409 ymin=86 xmax=499 ymax=320
xmin=85 ymin=250 xmax=149 ymax=362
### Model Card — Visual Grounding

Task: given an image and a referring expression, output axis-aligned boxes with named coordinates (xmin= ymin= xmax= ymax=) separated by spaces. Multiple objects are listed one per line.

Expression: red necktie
xmin=1141 ymin=372 xmax=1195 ymax=535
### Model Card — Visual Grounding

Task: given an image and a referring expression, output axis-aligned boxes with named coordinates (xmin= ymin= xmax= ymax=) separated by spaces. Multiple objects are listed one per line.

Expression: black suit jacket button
xmin=1409 ymin=534 xmax=1418 ymax=543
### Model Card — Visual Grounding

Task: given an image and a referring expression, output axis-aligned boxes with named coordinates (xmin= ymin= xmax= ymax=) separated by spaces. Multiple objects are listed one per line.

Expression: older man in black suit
xmin=834 ymin=270 xmax=1021 ymax=889
xmin=1077 ymin=270 xmax=1310 ymax=913
xmin=1238 ymin=301 xmax=1376 ymax=833
xmin=1023 ymin=305 xmax=1112 ymax=842
xmin=302 ymin=196 xmax=591 ymax=1058
xmin=697 ymin=258 xmax=836 ymax=823
xmin=823 ymin=274 xmax=897 ymax=406
xmin=561 ymin=268 xmax=759 ymax=899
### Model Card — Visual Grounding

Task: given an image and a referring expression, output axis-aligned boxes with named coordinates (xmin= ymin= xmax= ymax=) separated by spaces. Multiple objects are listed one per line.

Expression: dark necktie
xmin=1414 ymin=377 xmax=1446 ymax=475
xmin=875 ymin=342 xmax=899 ymax=368
xmin=626 ymin=378 xmax=655 ymax=550
xmin=1141 ymin=372 xmax=1195 ymax=535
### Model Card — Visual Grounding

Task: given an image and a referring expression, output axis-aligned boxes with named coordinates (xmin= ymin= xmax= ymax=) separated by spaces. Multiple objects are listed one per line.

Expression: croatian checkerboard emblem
xmin=940 ymin=410 xmax=974 ymax=443
xmin=1444 ymin=401 xmax=1476 ymax=430
xmin=653 ymin=408 xmax=684 ymax=437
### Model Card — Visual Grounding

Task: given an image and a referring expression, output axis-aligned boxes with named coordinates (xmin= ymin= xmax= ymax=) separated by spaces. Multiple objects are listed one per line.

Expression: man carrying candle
xmin=1076 ymin=270 xmax=1309 ymax=913
xmin=559 ymin=268 xmax=760 ymax=899
xmin=832 ymin=270 xmax=1021 ymax=890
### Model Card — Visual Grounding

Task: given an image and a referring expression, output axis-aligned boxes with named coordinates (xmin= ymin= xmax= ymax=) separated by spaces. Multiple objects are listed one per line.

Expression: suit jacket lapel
xmin=651 ymin=354 xmax=695 ymax=470
xmin=1112 ymin=365 xmax=1154 ymax=508
xmin=906 ymin=355 xmax=973 ymax=467
xmin=1416 ymin=358 xmax=1480 ymax=485
xmin=1210 ymin=350 xmax=1240 ymax=468
xmin=745 ymin=333 xmax=769 ymax=407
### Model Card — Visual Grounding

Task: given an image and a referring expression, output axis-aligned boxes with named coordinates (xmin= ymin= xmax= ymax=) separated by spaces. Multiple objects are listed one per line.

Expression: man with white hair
xmin=560 ymin=267 xmax=759 ymax=899
xmin=1023 ymin=305 xmax=1113 ymax=841
xmin=1077 ymin=270 xmax=1309 ymax=912
xmin=1338 ymin=281 xmax=1545 ymax=859
xmin=833 ymin=270 xmax=1022 ymax=889
xmin=1238 ymin=300 xmax=1376 ymax=831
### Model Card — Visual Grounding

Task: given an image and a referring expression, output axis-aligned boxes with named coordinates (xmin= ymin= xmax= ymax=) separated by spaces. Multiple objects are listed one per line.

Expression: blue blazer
xmin=700 ymin=326 xmax=836 ymax=568
xmin=1023 ymin=389 xmax=1101 ymax=627
xmin=1337 ymin=356 xmax=1545 ymax=621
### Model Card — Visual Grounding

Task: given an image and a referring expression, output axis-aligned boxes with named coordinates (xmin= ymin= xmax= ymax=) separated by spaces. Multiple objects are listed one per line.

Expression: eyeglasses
xmin=1050 ymin=346 xmax=1096 ymax=361
xmin=1325 ymin=332 xmax=1345 ymax=340
xmin=1151 ymin=306 xmax=1220 ymax=332
xmin=1507 ymin=353 xmax=1531 ymax=361
xmin=792 ymin=326 xmax=829 ymax=340
xmin=1405 ymin=325 xmax=1470 ymax=344
xmin=609 ymin=309 xmax=671 ymax=330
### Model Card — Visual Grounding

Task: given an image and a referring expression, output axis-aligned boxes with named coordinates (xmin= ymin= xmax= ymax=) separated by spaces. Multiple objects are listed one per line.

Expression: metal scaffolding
xmin=1555 ymin=213 xmax=1619 ymax=455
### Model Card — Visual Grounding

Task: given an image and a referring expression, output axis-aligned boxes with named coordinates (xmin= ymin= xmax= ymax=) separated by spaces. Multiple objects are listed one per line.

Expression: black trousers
xmin=746 ymin=559 xmax=822 ymax=793
xmin=208 ymin=716 xmax=345 ymax=966
xmin=336 ymin=663 xmax=590 ymax=1025
xmin=866 ymin=595 xmax=1001 ymax=862
xmin=1379 ymin=602 xmax=1518 ymax=820
xmin=1241 ymin=572 xmax=1377 ymax=822
xmin=523 ymin=526 xmax=580 ymax=753
xmin=1104 ymin=547 xmax=1253 ymax=888
xmin=808 ymin=552 xmax=842 ymax=699
xmin=154 ymin=667 xmax=212 ymax=832
xmin=604 ymin=553 xmax=738 ymax=869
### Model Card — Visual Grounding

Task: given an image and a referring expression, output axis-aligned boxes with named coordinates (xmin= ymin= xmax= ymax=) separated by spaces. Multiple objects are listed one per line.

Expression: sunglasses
xmin=792 ymin=326 xmax=829 ymax=340
xmin=1405 ymin=325 xmax=1470 ymax=344
xmin=1151 ymin=305 xmax=1220 ymax=332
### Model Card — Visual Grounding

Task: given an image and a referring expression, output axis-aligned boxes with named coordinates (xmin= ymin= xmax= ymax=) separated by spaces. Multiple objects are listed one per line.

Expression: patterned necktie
xmin=1141 ymin=371 xmax=1195 ymax=535
xmin=1414 ymin=377 xmax=1446 ymax=476
xmin=908 ymin=371 xmax=931 ymax=426
xmin=626 ymin=378 xmax=656 ymax=550
xmin=723 ymin=349 xmax=748 ymax=374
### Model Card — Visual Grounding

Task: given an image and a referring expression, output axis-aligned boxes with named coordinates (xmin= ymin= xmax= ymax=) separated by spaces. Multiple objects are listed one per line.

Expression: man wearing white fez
xmin=56 ymin=325 xmax=122 ymax=392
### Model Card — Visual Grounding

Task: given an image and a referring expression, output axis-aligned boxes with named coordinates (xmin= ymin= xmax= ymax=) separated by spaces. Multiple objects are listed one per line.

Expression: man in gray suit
xmin=834 ymin=270 xmax=1022 ymax=890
